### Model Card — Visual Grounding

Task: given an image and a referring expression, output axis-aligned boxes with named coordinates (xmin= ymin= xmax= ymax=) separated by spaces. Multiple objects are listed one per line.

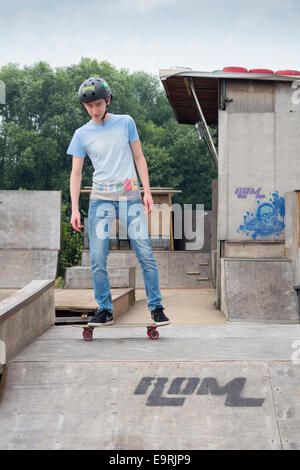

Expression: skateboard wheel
xmin=148 ymin=327 xmax=159 ymax=340
xmin=83 ymin=328 xmax=93 ymax=342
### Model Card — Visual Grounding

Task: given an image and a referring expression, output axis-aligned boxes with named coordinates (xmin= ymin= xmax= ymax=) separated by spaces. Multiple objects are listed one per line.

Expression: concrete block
xmin=0 ymin=250 xmax=59 ymax=288
xmin=106 ymin=251 xmax=144 ymax=288
xmin=107 ymin=251 xmax=169 ymax=288
xmin=222 ymin=259 xmax=298 ymax=322
xmin=224 ymin=241 xmax=285 ymax=258
xmin=285 ymin=190 xmax=300 ymax=283
xmin=108 ymin=267 xmax=135 ymax=289
xmin=81 ymin=250 xmax=91 ymax=266
xmin=0 ymin=190 xmax=61 ymax=250
xmin=0 ymin=191 xmax=61 ymax=288
xmin=64 ymin=266 xmax=135 ymax=289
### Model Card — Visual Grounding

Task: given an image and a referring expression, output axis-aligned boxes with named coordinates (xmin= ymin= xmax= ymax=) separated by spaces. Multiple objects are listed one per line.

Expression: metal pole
xmin=189 ymin=78 xmax=218 ymax=168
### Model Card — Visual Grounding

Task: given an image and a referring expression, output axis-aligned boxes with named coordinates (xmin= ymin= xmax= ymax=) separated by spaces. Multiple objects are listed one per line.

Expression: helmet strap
xmin=101 ymin=99 xmax=110 ymax=126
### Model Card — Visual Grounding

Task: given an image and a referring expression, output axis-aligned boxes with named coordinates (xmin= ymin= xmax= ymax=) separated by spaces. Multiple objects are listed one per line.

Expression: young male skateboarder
xmin=67 ymin=77 xmax=170 ymax=327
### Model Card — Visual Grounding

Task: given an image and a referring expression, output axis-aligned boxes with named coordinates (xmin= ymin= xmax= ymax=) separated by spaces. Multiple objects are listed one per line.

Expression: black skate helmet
xmin=78 ymin=77 xmax=113 ymax=103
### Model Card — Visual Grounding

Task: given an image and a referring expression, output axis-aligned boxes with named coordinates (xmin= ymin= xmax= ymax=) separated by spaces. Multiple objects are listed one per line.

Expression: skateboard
xmin=73 ymin=322 xmax=168 ymax=342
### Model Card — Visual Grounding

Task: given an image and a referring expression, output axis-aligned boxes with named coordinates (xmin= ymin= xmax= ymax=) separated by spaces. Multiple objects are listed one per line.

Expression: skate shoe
xmin=151 ymin=306 xmax=170 ymax=325
xmin=88 ymin=309 xmax=114 ymax=326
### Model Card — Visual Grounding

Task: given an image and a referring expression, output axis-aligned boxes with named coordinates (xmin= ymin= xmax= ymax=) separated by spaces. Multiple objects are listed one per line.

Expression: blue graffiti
xmin=237 ymin=191 xmax=285 ymax=240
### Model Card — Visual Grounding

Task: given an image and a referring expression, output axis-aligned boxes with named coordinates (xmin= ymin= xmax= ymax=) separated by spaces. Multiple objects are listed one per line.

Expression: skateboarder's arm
xmin=130 ymin=139 xmax=154 ymax=214
xmin=70 ymin=156 xmax=84 ymax=232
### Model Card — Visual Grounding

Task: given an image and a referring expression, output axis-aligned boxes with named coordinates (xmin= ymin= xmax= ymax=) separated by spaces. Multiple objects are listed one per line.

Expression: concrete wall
xmin=211 ymin=179 xmax=218 ymax=289
xmin=285 ymin=190 xmax=300 ymax=284
xmin=81 ymin=250 xmax=212 ymax=288
xmin=217 ymin=80 xmax=300 ymax=321
xmin=0 ymin=191 xmax=61 ymax=287
xmin=0 ymin=280 xmax=55 ymax=362
xmin=218 ymin=79 xmax=300 ymax=244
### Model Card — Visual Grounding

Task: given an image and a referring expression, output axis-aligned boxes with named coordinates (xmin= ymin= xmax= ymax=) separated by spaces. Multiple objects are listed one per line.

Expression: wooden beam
xmin=183 ymin=77 xmax=192 ymax=96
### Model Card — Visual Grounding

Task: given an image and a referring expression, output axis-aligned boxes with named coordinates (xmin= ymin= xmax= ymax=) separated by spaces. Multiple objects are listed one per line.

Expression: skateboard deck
xmin=73 ymin=322 xmax=169 ymax=341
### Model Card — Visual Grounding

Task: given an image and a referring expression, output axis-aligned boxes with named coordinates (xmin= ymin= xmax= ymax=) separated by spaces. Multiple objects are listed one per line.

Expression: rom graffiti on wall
xmin=236 ymin=190 xmax=285 ymax=240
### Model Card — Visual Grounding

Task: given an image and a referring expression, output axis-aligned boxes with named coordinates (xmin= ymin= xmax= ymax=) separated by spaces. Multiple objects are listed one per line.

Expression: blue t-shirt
xmin=66 ymin=113 xmax=142 ymax=201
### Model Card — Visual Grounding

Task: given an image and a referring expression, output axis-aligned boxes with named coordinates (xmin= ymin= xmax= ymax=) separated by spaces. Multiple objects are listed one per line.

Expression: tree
xmin=0 ymin=58 xmax=217 ymax=275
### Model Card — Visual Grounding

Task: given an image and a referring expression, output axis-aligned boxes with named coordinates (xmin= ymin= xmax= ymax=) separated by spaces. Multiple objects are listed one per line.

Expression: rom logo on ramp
xmin=135 ymin=376 xmax=265 ymax=407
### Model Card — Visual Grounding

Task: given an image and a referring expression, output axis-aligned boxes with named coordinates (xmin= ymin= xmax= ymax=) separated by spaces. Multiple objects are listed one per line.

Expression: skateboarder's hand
xmin=70 ymin=210 xmax=84 ymax=232
xmin=143 ymin=193 xmax=154 ymax=214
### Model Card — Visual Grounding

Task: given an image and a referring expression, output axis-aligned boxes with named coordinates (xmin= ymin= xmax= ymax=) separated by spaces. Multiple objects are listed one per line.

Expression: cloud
xmin=124 ymin=0 xmax=182 ymax=11
xmin=0 ymin=0 xmax=299 ymax=75
xmin=235 ymin=0 xmax=299 ymax=27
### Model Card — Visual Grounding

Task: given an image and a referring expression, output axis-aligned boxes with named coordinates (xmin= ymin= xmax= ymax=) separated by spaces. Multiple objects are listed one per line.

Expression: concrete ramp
xmin=0 ymin=361 xmax=281 ymax=450
xmin=1 ymin=324 xmax=300 ymax=450
xmin=221 ymin=258 xmax=298 ymax=322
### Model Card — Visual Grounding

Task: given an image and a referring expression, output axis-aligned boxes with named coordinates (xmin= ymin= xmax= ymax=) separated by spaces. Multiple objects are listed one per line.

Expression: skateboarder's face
xmin=83 ymin=97 xmax=111 ymax=123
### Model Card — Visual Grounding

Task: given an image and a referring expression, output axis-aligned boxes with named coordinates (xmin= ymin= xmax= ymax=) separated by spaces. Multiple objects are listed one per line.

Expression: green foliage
xmin=0 ymin=57 xmax=218 ymax=275
xmin=57 ymin=202 xmax=85 ymax=277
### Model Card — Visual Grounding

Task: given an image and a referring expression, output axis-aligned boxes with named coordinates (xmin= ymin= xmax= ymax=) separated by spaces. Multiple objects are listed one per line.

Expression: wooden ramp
xmin=54 ymin=288 xmax=135 ymax=323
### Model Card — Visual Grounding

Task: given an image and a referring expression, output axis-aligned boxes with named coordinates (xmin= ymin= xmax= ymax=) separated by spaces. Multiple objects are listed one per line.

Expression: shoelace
xmin=96 ymin=309 xmax=112 ymax=318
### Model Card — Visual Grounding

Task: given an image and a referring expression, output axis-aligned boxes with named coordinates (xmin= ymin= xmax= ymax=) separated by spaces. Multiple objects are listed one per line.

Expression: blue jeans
xmin=88 ymin=198 xmax=163 ymax=313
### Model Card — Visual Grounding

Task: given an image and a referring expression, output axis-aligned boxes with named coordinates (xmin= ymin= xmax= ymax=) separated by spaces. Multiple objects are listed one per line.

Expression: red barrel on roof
xmin=223 ymin=66 xmax=248 ymax=73
xmin=249 ymin=69 xmax=274 ymax=74
xmin=275 ymin=70 xmax=300 ymax=76
xmin=222 ymin=67 xmax=300 ymax=76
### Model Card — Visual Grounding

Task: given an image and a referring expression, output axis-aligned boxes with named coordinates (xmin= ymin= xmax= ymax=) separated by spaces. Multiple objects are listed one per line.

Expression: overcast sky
xmin=0 ymin=0 xmax=299 ymax=78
